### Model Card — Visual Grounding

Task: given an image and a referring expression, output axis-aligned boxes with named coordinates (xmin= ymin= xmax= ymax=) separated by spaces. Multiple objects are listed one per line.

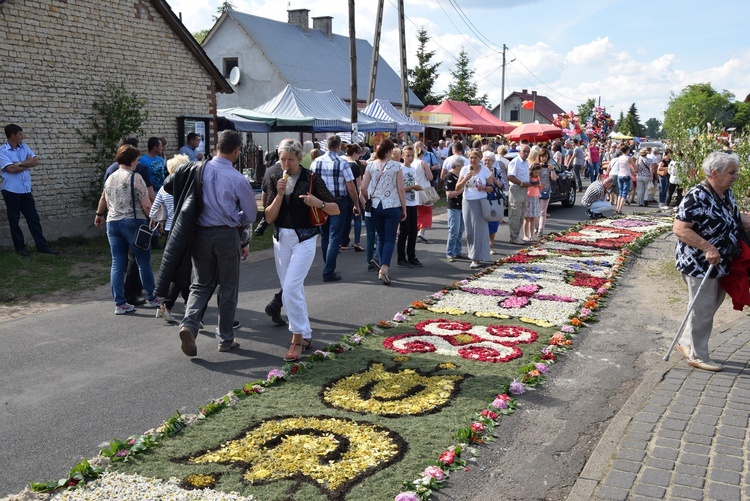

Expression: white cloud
xmin=565 ymin=37 xmax=615 ymax=66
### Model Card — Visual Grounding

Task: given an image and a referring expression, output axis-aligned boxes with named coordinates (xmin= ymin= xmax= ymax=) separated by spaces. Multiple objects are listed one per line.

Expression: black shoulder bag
xmin=131 ymin=173 xmax=153 ymax=250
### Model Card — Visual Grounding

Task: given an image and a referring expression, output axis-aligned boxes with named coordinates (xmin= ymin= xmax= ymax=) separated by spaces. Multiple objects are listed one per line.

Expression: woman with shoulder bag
xmin=414 ymin=146 xmax=435 ymax=244
xmin=456 ymin=149 xmax=496 ymax=269
xmin=360 ymin=138 xmax=406 ymax=285
xmin=264 ymin=139 xmax=340 ymax=362
xmin=94 ymin=144 xmax=159 ymax=315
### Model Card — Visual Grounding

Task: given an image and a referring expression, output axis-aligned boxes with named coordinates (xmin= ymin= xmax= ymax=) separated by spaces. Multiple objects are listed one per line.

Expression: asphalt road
xmin=0 ymin=196 xmax=610 ymax=496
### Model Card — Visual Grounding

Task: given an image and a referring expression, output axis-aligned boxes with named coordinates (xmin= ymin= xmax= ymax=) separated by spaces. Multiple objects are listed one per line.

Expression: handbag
xmin=130 ymin=173 xmax=152 ymax=250
xmin=364 ymin=161 xmax=385 ymax=213
xmin=422 ymin=186 xmax=440 ymax=205
xmin=480 ymin=195 xmax=503 ymax=222
xmin=308 ymin=172 xmax=328 ymax=227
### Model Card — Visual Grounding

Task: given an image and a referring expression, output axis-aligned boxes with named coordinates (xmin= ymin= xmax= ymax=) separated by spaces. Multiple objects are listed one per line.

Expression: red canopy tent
xmin=426 ymin=100 xmax=506 ymax=135
xmin=470 ymin=106 xmax=516 ymax=134
xmin=507 ymin=123 xmax=564 ymax=142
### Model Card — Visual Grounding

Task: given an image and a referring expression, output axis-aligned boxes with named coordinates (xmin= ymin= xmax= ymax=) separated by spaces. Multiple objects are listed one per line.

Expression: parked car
xmin=504 ymin=152 xmax=577 ymax=207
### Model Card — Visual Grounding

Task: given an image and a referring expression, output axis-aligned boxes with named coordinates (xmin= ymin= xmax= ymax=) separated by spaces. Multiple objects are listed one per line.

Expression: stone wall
xmin=0 ymin=0 xmax=219 ymax=246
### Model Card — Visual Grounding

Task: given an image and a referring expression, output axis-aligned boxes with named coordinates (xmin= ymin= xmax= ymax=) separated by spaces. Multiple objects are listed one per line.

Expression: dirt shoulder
xmin=435 ymin=231 xmax=746 ymax=501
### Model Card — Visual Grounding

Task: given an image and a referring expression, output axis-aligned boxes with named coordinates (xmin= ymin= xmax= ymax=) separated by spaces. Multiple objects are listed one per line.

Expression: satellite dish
xmin=229 ymin=66 xmax=241 ymax=86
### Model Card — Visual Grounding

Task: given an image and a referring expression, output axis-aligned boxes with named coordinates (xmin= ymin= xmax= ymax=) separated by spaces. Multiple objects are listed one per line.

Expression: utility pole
xmin=398 ymin=0 xmax=409 ymax=117
xmin=500 ymin=44 xmax=506 ymax=121
xmin=367 ymin=0 xmax=384 ymax=105
xmin=531 ymin=90 xmax=537 ymax=123
xmin=349 ymin=0 xmax=358 ymax=136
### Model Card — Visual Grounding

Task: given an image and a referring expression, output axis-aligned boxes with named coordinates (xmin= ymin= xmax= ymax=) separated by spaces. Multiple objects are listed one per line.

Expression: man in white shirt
xmin=506 ymin=144 xmax=533 ymax=245
xmin=436 ymin=140 xmax=449 ymax=165
xmin=440 ymin=141 xmax=469 ymax=181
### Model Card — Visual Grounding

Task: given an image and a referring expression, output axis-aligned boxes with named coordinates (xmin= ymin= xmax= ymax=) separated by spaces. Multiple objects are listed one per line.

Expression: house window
xmin=223 ymin=57 xmax=238 ymax=79
xmin=510 ymin=108 xmax=519 ymax=121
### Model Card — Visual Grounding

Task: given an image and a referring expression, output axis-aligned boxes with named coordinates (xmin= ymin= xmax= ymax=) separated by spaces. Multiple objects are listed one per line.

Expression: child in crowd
xmin=396 ymin=146 xmax=422 ymax=267
xmin=524 ymin=163 xmax=542 ymax=241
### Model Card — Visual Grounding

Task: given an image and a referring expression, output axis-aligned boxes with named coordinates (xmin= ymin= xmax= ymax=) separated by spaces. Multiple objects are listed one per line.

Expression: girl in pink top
xmin=524 ymin=163 xmax=542 ymax=241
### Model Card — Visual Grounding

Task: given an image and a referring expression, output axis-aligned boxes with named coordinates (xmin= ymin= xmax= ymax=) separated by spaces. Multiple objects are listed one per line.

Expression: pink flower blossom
xmin=580 ymin=307 xmax=592 ymax=317
xmin=535 ymin=363 xmax=549 ymax=374
xmin=460 ymin=279 xmax=470 ymax=285
xmin=422 ymin=465 xmax=445 ymax=480
xmin=115 ymin=449 xmax=128 ymax=457
xmin=266 ymin=369 xmax=285 ymax=381
xmin=395 ymin=492 xmax=420 ymax=501
xmin=470 ymin=422 xmax=485 ymax=433
xmin=127 ymin=438 xmax=136 ymax=445
xmin=561 ymin=325 xmax=575 ymax=333
xmin=432 ymin=292 xmax=444 ymax=300
xmin=393 ymin=312 xmax=407 ymax=322
xmin=597 ymin=287 xmax=607 ymax=294
xmin=509 ymin=379 xmax=525 ymax=395
xmin=492 ymin=397 xmax=508 ymax=409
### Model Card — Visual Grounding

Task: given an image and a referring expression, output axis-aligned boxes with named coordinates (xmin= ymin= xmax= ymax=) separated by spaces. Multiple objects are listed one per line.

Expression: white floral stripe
xmin=429 ymin=289 xmax=582 ymax=325
xmin=417 ymin=321 xmax=538 ymax=343
xmin=50 ymin=471 xmax=253 ymax=500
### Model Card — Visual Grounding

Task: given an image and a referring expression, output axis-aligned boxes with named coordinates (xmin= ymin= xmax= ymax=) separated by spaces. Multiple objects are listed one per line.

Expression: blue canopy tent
xmin=363 ymin=98 xmax=424 ymax=133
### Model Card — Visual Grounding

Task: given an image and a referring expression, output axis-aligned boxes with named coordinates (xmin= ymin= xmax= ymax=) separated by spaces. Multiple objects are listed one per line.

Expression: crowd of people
xmin=9 ymin=121 xmax=739 ymax=370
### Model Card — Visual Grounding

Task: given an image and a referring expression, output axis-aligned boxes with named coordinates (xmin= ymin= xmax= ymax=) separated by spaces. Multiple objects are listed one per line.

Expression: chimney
xmin=287 ymin=9 xmax=309 ymax=32
xmin=522 ymin=89 xmax=528 ymax=94
xmin=312 ymin=16 xmax=333 ymax=39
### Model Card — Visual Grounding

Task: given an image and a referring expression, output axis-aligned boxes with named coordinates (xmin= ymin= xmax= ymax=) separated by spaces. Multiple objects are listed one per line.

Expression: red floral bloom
xmin=439 ymin=450 xmax=456 ymax=465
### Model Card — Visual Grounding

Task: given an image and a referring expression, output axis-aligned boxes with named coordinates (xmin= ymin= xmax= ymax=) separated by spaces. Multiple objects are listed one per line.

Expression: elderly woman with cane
xmin=672 ymin=151 xmax=750 ymax=371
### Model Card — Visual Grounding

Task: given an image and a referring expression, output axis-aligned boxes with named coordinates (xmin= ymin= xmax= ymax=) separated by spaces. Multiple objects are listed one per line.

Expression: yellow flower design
xmin=519 ymin=317 xmax=556 ymax=328
xmin=392 ymin=355 xmax=411 ymax=362
xmin=183 ymin=473 xmax=216 ymax=489
xmin=190 ymin=417 xmax=402 ymax=492
xmin=322 ymin=363 xmax=463 ymax=416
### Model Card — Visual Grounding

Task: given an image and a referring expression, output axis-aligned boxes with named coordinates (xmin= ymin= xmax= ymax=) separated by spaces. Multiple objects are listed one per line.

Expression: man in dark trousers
xmin=0 ymin=124 xmax=58 ymax=256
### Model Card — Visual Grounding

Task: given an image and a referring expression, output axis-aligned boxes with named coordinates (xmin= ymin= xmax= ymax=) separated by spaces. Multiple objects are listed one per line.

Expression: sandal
xmin=283 ymin=342 xmax=304 ymax=362
xmin=353 ymin=244 xmax=365 ymax=252
xmin=301 ymin=338 xmax=313 ymax=351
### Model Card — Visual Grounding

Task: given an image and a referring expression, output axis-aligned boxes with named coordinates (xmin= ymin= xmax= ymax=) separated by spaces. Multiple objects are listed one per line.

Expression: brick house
xmin=0 ymin=0 xmax=231 ymax=246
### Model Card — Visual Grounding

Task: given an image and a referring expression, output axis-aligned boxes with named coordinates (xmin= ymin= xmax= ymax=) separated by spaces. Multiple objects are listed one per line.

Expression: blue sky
xmin=167 ymin=0 xmax=750 ymax=122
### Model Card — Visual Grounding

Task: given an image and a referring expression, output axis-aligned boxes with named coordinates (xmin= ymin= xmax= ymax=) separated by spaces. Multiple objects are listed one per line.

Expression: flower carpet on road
xmin=32 ymin=215 xmax=671 ymax=501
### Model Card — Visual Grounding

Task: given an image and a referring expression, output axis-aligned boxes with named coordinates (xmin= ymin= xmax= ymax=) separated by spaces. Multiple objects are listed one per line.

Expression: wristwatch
xmin=320 ymin=202 xmax=326 ymax=210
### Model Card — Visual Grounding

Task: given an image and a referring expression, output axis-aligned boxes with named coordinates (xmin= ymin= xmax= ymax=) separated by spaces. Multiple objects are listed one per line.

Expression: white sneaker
xmin=687 ymin=358 xmax=723 ymax=372
xmin=142 ymin=297 xmax=161 ymax=308
xmin=115 ymin=303 xmax=136 ymax=315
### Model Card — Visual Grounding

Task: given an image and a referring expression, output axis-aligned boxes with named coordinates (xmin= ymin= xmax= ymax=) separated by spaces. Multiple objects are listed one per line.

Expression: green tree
xmin=193 ymin=29 xmax=209 ymax=44
xmin=662 ymin=83 xmax=735 ymax=138
xmin=577 ymin=98 xmax=596 ymax=121
xmin=213 ymin=1 xmax=235 ymax=22
xmin=644 ymin=118 xmax=662 ymax=138
xmin=407 ymin=27 xmax=441 ymax=105
xmin=193 ymin=2 xmax=233 ymax=44
xmin=446 ymin=48 xmax=489 ymax=107
xmin=77 ymin=83 xmax=149 ymax=204
xmin=614 ymin=111 xmax=625 ymax=132
xmin=623 ymin=103 xmax=644 ymax=136
xmin=730 ymin=100 xmax=750 ymax=133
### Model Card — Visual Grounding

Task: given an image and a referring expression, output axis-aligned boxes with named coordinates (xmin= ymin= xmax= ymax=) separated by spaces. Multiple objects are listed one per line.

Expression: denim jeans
xmin=106 ymin=218 xmax=155 ymax=306
xmin=364 ymin=214 xmax=380 ymax=264
xmin=618 ymin=176 xmax=632 ymax=200
xmin=446 ymin=208 xmax=464 ymax=258
xmin=658 ymin=175 xmax=669 ymax=204
xmin=590 ymin=162 xmax=600 ymax=183
xmin=342 ymin=199 xmax=362 ymax=247
xmin=320 ymin=197 xmax=349 ymax=278
xmin=371 ymin=203 xmax=401 ymax=267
